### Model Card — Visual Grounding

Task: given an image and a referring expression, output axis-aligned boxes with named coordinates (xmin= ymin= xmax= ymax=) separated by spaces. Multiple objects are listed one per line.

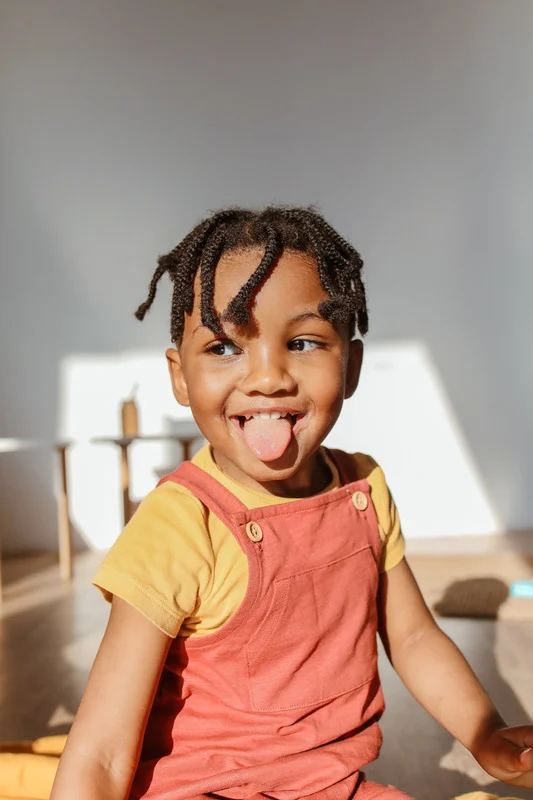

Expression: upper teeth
xmin=244 ymin=411 xmax=288 ymax=420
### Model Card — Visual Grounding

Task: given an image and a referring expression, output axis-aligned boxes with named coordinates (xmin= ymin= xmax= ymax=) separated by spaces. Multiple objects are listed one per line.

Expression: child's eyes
xmin=288 ymin=339 xmax=323 ymax=352
xmin=206 ymin=340 xmax=241 ymax=357
xmin=206 ymin=338 xmax=324 ymax=356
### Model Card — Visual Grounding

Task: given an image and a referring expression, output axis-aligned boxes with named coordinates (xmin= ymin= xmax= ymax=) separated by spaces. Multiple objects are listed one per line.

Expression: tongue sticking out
xmin=242 ymin=416 xmax=293 ymax=462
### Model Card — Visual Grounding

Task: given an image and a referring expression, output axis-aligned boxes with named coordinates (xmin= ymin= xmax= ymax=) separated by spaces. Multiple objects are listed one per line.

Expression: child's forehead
xmin=183 ymin=247 xmax=331 ymax=339
xmin=193 ymin=247 xmax=320 ymax=296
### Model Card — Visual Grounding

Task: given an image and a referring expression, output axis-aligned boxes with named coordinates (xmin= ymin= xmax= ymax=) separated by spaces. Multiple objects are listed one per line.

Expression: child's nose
xmin=240 ymin=351 xmax=296 ymax=395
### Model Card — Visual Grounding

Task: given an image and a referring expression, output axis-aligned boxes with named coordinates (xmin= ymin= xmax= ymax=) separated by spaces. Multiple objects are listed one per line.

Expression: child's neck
xmin=212 ymin=449 xmax=333 ymax=499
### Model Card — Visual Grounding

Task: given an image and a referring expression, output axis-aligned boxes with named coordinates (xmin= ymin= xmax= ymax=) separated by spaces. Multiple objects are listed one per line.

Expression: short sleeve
xmin=93 ymin=482 xmax=214 ymax=637
xmin=352 ymin=454 xmax=405 ymax=572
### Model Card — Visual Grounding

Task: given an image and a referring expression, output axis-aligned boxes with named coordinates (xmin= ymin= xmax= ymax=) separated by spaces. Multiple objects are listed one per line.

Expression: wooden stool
xmin=92 ymin=425 xmax=202 ymax=526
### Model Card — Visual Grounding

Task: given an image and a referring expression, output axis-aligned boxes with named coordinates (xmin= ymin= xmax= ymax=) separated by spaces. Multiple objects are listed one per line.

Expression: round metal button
xmin=246 ymin=521 xmax=263 ymax=543
xmin=352 ymin=491 xmax=368 ymax=512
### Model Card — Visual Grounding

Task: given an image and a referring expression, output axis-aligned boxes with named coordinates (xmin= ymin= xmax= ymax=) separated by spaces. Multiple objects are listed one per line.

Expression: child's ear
xmin=345 ymin=339 xmax=364 ymax=399
xmin=166 ymin=347 xmax=190 ymax=407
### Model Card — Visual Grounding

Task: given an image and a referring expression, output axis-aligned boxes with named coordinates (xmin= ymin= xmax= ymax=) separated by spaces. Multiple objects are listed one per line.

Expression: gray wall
xmin=1 ymin=0 xmax=532 ymax=551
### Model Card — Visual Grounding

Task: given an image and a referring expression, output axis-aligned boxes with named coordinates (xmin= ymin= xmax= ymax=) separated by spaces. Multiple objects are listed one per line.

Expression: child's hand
xmin=474 ymin=725 xmax=533 ymax=788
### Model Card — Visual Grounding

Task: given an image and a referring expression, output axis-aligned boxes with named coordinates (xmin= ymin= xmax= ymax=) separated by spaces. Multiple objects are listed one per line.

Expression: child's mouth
xmin=229 ymin=411 xmax=304 ymax=462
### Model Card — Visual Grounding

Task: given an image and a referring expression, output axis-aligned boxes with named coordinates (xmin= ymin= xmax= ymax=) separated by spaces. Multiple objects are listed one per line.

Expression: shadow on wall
xmin=452 ymin=155 xmax=533 ymax=538
xmin=0 ymin=181 xmax=121 ymax=555
xmin=0 ymin=175 xmax=167 ymax=554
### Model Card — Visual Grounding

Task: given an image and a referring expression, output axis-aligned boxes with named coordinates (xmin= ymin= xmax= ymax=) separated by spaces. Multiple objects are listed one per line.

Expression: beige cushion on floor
xmin=0 ymin=753 xmax=59 ymax=799
xmin=454 ymin=793 xmax=523 ymax=800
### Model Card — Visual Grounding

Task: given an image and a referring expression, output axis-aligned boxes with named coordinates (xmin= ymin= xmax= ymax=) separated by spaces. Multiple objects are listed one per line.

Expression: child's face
xmin=167 ymin=248 xmax=363 ymax=494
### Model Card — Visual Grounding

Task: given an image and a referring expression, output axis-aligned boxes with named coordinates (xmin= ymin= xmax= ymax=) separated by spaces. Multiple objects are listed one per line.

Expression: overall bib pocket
xmin=245 ymin=546 xmax=379 ymax=711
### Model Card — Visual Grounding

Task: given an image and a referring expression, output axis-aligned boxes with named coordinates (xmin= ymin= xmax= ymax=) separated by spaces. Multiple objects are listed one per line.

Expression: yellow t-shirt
xmin=93 ymin=446 xmax=404 ymax=638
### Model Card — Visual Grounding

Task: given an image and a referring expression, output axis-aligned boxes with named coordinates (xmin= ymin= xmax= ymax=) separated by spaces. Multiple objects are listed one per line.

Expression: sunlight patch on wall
xmin=58 ymin=350 xmax=198 ymax=550
xmin=325 ymin=340 xmax=500 ymax=538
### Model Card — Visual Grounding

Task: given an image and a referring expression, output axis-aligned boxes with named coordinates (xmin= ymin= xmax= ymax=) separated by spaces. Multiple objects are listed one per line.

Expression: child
xmin=51 ymin=207 xmax=533 ymax=800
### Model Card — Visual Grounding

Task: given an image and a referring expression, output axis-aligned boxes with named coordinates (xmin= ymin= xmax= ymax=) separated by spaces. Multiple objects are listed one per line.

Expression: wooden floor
xmin=0 ymin=550 xmax=532 ymax=800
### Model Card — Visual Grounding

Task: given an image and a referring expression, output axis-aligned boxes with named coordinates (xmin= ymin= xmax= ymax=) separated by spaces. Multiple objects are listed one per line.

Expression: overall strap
xmin=158 ymin=461 xmax=249 ymax=527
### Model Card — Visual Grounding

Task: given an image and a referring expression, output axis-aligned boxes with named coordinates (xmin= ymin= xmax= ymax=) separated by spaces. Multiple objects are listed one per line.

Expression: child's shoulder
xmin=326 ymin=448 xmax=385 ymax=485
xmin=134 ymin=471 xmax=207 ymax=529
xmin=329 ymin=450 xmax=402 ymax=564
xmin=144 ymin=445 xmax=212 ymax=503
xmin=139 ymin=443 xmax=225 ymax=522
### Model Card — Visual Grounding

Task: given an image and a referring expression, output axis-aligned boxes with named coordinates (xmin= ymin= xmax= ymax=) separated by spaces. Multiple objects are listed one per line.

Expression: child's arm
xmin=51 ymin=596 xmax=172 ymax=800
xmin=378 ymin=558 xmax=533 ymax=789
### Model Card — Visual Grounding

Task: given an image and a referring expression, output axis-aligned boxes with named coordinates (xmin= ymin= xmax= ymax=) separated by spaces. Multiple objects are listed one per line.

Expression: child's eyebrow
xmin=191 ymin=324 xmax=210 ymax=337
xmin=288 ymin=311 xmax=327 ymax=325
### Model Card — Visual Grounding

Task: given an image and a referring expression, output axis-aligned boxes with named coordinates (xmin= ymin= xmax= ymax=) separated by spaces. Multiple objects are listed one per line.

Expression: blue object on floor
xmin=510 ymin=579 xmax=533 ymax=598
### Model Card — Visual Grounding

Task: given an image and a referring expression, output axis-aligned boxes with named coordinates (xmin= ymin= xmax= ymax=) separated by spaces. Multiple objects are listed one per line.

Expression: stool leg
xmin=56 ymin=444 xmax=73 ymax=581
xmin=120 ymin=443 xmax=132 ymax=525
xmin=181 ymin=438 xmax=193 ymax=463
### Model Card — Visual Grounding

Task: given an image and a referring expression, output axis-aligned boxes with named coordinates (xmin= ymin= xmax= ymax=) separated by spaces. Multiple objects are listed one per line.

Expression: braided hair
xmin=135 ymin=206 xmax=368 ymax=343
